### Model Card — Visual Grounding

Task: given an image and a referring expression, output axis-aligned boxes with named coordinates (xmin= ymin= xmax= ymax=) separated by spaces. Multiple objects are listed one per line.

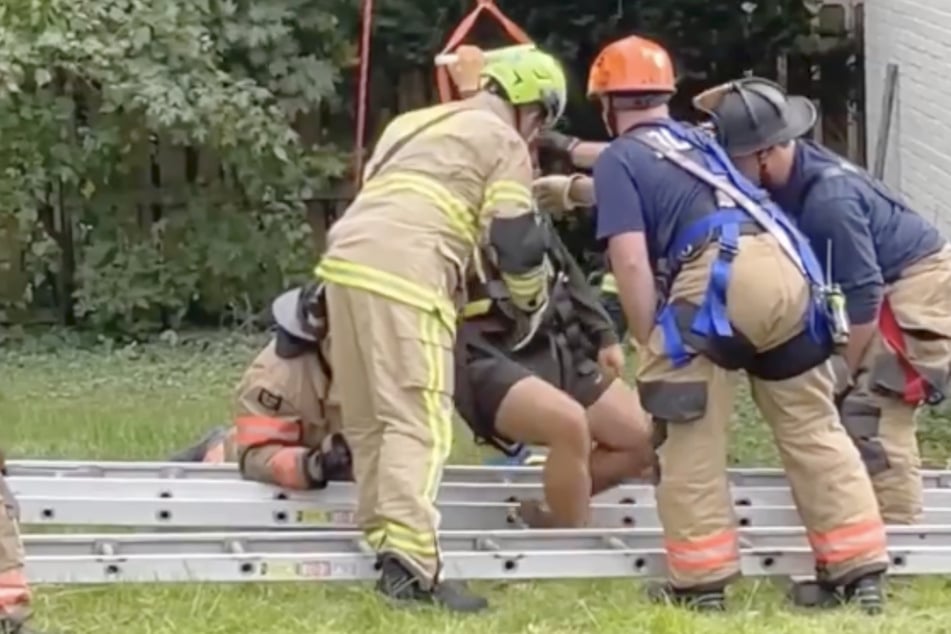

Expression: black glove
xmin=536 ymin=130 xmax=580 ymax=157
xmin=322 ymin=433 xmax=353 ymax=481
xmin=303 ymin=433 xmax=353 ymax=489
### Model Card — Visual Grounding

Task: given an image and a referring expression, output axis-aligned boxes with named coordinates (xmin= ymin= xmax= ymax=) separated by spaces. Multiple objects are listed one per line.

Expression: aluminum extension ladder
xmin=10 ymin=459 xmax=951 ymax=584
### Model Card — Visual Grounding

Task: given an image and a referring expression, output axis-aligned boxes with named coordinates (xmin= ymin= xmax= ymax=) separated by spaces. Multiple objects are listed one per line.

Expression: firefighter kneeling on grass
xmin=534 ymin=34 xmax=889 ymax=613
xmin=1 ymin=453 xmax=45 ymax=634
xmin=170 ymin=283 xmax=353 ymax=492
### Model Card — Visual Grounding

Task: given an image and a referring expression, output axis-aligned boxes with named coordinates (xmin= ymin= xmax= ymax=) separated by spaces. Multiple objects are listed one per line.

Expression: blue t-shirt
xmin=771 ymin=140 xmax=946 ymax=324
xmin=592 ymin=119 xmax=725 ymax=269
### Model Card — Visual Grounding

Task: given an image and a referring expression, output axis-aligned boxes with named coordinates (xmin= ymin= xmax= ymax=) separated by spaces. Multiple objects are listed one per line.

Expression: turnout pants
xmin=840 ymin=245 xmax=951 ymax=524
xmin=0 ymin=476 xmax=29 ymax=622
xmin=325 ymin=283 xmax=454 ymax=587
xmin=637 ymin=235 xmax=888 ymax=589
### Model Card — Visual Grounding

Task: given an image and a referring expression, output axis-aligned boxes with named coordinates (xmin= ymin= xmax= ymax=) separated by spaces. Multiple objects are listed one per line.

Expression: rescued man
xmin=1 ymin=452 xmax=46 ymax=634
xmin=455 ymin=211 xmax=654 ymax=528
xmin=170 ymin=283 xmax=353 ymax=492
xmin=314 ymin=47 xmax=569 ymax=612
xmin=694 ymin=77 xmax=951 ymax=526
xmin=533 ymin=34 xmax=889 ymax=613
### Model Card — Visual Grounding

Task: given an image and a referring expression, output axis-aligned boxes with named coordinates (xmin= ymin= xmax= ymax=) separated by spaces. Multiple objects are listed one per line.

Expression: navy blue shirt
xmin=593 ymin=119 xmax=723 ymax=269
xmin=771 ymin=140 xmax=946 ymax=324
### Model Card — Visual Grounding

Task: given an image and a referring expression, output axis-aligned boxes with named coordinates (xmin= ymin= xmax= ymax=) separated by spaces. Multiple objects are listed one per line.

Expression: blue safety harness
xmin=629 ymin=120 xmax=832 ymax=368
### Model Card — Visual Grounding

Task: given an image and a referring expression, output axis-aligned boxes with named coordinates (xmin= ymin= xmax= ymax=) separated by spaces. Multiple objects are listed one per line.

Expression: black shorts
xmin=453 ymin=323 xmax=610 ymax=454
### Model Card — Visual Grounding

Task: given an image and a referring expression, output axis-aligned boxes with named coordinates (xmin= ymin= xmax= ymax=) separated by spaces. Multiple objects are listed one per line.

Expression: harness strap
xmin=879 ymin=298 xmax=928 ymax=404
xmin=633 ymin=122 xmax=830 ymax=368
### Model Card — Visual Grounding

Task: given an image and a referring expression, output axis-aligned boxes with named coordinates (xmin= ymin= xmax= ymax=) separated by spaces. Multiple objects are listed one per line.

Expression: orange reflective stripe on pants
xmin=234 ymin=415 xmax=300 ymax=448
xmin=0 ymin=568 xmax=29 ymax=614
xmin=665 ymin=530 xmax=739 ymax=573
xmin=808 ymin=519 xmax=887 ymax=565
xmin=268 ymin=447 xmax=311 ymax=490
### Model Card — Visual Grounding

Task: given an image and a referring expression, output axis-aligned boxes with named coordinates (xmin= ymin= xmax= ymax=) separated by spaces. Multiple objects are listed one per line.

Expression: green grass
xmin=5 ymin=330 xmax=951 ymax=634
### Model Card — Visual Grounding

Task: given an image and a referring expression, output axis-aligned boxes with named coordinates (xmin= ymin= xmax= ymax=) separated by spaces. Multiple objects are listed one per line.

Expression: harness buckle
xmin=716 ymin=235 xmax=739 ymax=262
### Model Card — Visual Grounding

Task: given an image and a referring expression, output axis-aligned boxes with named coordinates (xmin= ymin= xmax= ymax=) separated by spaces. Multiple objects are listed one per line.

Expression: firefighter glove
xmin=533 ymin=174 xmax=587 ymax=215
xmin=448 ymin=45 xmax=485 ymax=96
xmin=537 ymin=130 xmax=580 ymax=156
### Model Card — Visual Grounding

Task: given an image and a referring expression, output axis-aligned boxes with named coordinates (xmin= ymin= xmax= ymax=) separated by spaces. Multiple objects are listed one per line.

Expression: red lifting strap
xmin=878 ymin=298 xmax=928 ymax=404
xmin=435 ymin=0 xmax=532 ymax=103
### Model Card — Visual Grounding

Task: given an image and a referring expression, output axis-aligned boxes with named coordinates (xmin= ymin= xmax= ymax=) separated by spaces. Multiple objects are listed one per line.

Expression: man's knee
xmin=586 ymin=379 xmax=652 ymax=450
xmin=549 ymin=403 xmax=592 ymax=455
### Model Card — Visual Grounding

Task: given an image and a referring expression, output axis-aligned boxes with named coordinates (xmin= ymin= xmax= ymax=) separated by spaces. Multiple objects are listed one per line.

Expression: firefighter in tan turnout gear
xmin=171 ymin=284 xmax=353 ymax=491
xmin=697 ymin=77 xmax=951 ymax=527
xmin=0 ymin=453 xmax=45 ymax=634
xmin=315 ymin=46 xmax=569 ymax=613
xmin=534 ymin=34 xmax=889 ymax=613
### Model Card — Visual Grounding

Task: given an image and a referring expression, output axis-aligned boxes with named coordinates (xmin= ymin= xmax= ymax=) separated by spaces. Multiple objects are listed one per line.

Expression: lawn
xmin=5 ymin=330 xmax=951 ymax=634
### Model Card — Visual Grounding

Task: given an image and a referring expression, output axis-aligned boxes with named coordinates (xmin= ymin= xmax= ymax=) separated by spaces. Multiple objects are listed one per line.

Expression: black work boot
xmin=843 ymin=573 xmax=885 ymax=615
xmin=168 ymin=426 xmax=229 ymax=462
xmin=1 ymin=616 xmax=45 ymax=634
xmin=789 ymin=572 xmax=885 ymax=615
xmin=376 ymin=554 xmax=488 ymax=613
xmin=647 ymin=582 xmax=726 ymax=612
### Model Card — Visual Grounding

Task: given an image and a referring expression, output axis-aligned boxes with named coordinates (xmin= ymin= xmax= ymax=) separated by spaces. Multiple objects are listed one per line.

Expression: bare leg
xmin=494 ymin=376 xmax=592 ymax=527
xmin=584 ymin=378 xmax=654 ymax=494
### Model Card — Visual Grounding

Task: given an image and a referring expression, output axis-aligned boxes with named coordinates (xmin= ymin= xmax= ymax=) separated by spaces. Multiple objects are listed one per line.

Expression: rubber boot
xmin=789 ymin=572 xmax=885 ymax=615
xmin=376 ymin=554 xmax=488 ymax=613
xmin=0 ymin=615 xmax=46 ymax=634
xmin=168 ymin=426 xmax=229 ymax=462
xmin=844 ymin=572 xmax=885 ymax=615
xmin=646 ymin=582 xmax=726 ymax=612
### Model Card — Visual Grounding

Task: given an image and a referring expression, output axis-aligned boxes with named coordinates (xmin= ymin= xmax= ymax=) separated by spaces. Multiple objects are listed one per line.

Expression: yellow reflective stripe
xmin=385 ymin=535 xmax=438 ymax=557
xmin=600 ymin=272 xmax=619 ymax=295
xmin=361 ymin=172 xmax=478 ymax=243
xmin=501 ymin=269 xmax=546 ymax=303
xmin=366 ymin=524 xmax=439 ymax=557
xmin=365 ymin=527 xmax=386 ymax=550
xmin=420 ymin=311 xmax=452 ymax=502
xmin=315 ymin=258 xmax=455 ymax=331
xmin=483 ymin=180 xmax=532 ymax=211
xmin=462 ymin=298 xmax=492 ymax=318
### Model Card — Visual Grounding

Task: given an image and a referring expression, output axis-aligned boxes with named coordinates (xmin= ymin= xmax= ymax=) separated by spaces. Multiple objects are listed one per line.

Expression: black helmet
xmin=270 ymin=282 xmax=326 ymax=342
xmin=692 ymin=77 xmax=817 ymax=157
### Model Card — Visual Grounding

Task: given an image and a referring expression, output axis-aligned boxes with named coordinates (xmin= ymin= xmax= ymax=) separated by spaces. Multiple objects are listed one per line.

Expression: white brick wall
xmin=864 ymin=0 xmax=951 ymax=236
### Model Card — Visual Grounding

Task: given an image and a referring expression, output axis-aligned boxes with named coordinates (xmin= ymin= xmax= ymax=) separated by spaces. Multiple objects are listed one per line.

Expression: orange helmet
xmin=587 ymin=35 xmax=676 ymax=98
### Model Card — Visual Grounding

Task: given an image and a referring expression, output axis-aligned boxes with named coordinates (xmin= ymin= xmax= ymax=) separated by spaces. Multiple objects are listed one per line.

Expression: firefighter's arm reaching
xmin=537 ymin=131 xmax=609 ymax=170
xmin=801 ymin=190 xmax=885 ymax=375
xmin=479 ymin=127 xmax=551 ymax=313
xmin=234 ymin=383 xmax=350 ymax=491
xmin=592 ymin=148 xmax=656 ymax=345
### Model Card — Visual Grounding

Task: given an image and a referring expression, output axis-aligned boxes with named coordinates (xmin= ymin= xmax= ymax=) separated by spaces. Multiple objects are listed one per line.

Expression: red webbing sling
xmin=434 ymin=0 xmax=532 ymax=103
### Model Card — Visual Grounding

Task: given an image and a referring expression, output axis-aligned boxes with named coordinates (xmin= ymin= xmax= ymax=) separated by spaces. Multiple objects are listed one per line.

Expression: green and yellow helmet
xmin=480 ymin=45 xmax=568 ymax=128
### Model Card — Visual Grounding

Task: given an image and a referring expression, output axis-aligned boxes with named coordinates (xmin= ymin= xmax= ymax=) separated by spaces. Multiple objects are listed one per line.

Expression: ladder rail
xmin=18 ymin=496 xmax=951 ymax=530
xmin=21 ymin=525 xmax=951 ymax=554
xmin=9 ymin=459 xmax=951 ymax=488
xmin=20 ymin=544 xmax=939 ymax=585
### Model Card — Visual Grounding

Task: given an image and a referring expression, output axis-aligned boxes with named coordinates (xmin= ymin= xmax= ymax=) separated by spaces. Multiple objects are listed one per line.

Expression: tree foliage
xmin=1 ymin=0 xmax=848 ymax=337
xmin=0 ymin=0 xmax=350 ymax=334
